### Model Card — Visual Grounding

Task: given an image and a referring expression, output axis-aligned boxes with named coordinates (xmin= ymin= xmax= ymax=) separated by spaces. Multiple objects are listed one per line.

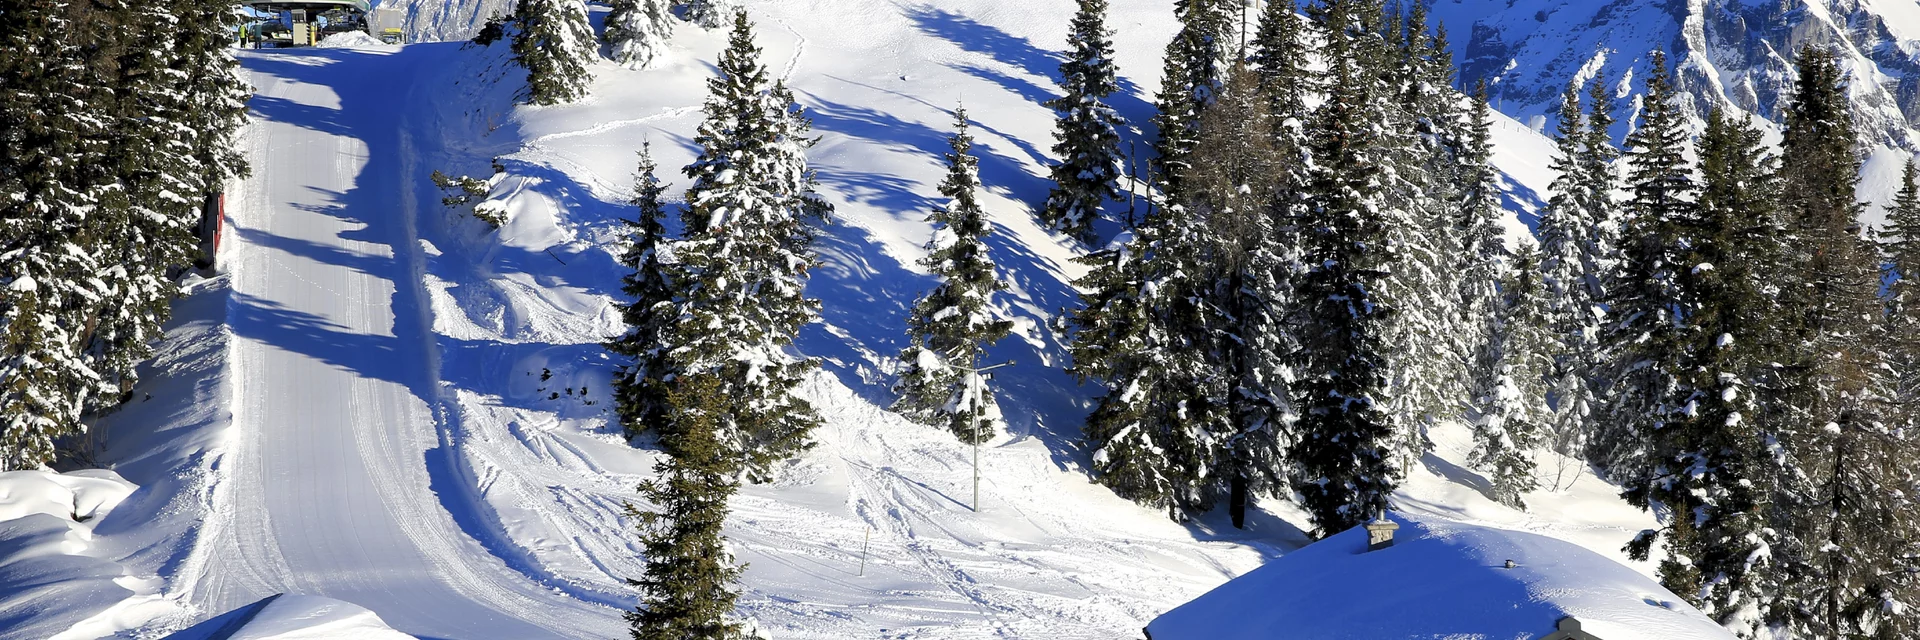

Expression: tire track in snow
xmin=526 ymin=105 xmax=700 ymax=145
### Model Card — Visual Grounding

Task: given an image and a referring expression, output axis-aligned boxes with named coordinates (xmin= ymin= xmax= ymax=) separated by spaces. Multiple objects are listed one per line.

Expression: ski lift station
xmin=239 ymin=0 xmax=406 ymax=47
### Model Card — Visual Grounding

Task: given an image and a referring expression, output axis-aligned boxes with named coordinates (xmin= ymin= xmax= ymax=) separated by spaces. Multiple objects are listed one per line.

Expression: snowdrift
xmin=1147 ymin=515 xmax=1734 ymax=640
xmin=163 ymin=594 xmax=414 ymax=640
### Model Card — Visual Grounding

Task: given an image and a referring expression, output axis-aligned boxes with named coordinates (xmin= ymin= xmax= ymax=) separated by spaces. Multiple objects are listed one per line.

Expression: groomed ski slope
xmin=194 ymin=47 xmax=624 ymax=638
xmin=4 ymin=2 xmax=1729 ymax=638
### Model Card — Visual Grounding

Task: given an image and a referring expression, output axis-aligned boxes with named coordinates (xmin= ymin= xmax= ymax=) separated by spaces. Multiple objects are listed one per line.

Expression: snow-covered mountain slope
xmin=0 ymin=2 xmax=1711 ymax=638
xmin=1429 ymin=0 xmax=1920 ymax=148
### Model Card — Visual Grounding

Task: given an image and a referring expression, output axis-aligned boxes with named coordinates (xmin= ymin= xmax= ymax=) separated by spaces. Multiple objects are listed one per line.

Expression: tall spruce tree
xmin=1065 ymin=231 xmax=1171 ymax=507
xmin=1040 ymin=0 xmax=1125 ymax=244
xmin=1537 ymin=83 xmax=1610 ymax=459
xmin=83 ymin=0 xmax=187 ymax=412
xmin=1068 ymin=209 xmax=1226 ymax=517
xmin=1247 ymin=0 xmax=1311 ymax=204
xmin=1884 ymin=159 xmax=1920 ymax=415
xmin=179 ymin=0 xmax=251 ymax=195
xmin=0 ymin=0 xmax=112 ymax=470
xmin=610 ymin=145 xmax=676 ymax=440
xmin=1189 ymin=64 xmax=1292 ymax=529
xmin=1765 ymin=46 xmax=1920 ymax=638
xmin=660 ymin=11 xmax=831 ymax=480
xmin=1288 ymin=0 xmax=1398 ymax=537
xmin=1578 ymin=76 xmax=1622 ymax=275
xmin=626 ymin=374 xmax=753 ymax=640
xmin=1467 ymin=244 xmax=1553 ymax=511
xmin=604 ymin=0 xmax=675 ymax=70
xmin=1626 ymin=110 xmax=1779 ymax=632
xmin=512 ymin=0 xmax=597 ymax=105
xmin=1596 ymin=50 xmax=1691 ymax=487
xmin=895 ymin=108 xmax=1015 ymax=444
xmin=1456 ymin=81 xmax=1508 ymax=393
xmin=1150 ymin=0 xmax=1235 ymax=200
xmin=1370 ymin=3 xmax=1474 ymax=476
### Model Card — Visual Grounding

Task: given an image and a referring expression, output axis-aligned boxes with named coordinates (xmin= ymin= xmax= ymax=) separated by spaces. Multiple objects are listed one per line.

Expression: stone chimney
xmin=1365 ymin=513 xmax=1399 ymax=552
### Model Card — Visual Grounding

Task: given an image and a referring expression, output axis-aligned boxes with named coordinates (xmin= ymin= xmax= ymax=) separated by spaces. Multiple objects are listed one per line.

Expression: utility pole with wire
xmin=953 ymin=359 xmax=1015 ymax=512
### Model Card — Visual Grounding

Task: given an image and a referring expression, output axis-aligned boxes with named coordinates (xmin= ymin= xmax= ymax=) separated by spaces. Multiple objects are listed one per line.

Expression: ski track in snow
xmin=180 ymin=48 xmax=624 ymax=639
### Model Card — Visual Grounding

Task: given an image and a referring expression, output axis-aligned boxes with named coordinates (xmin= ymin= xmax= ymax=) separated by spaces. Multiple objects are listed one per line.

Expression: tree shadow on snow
xmin=796 ymin=92 xmax=1096 ymax=472
xmin=902 ymin=5 xmax=1158 ymax=143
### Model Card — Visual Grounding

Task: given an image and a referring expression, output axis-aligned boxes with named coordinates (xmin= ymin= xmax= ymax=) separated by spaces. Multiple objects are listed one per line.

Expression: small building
xmin=239 ymin=1 xmax=374 ymax=47
xmin=1145 ymin=515 xmax=1735 ymax=640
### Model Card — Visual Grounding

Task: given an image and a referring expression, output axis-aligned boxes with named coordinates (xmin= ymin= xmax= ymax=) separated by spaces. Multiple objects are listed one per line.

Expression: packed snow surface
xmin=0 ymin=1 xmax=1815 ymax=638
xmin=1147 ymin=514 xmax=1735 ymax=640
xmin=163 ymin=594 xmax=414 ymax=640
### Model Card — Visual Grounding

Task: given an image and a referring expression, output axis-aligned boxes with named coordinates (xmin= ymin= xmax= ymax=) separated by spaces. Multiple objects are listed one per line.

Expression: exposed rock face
xmin=1427 ymin=0 xmax=1920 ymax=146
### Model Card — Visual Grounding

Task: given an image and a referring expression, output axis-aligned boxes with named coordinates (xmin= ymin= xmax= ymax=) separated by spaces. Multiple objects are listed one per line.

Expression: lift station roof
xmin=240 ymin=0 xmax=373 ymax=12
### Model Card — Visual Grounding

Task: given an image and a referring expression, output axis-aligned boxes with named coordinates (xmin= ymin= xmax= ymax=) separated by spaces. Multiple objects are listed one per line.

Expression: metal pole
xmin=859 ymin=526 xmax=871 ymax=576
xmin=971 ymin=369 xmax=981 ymax=512
xmin=972 ymin=418 xmax=980 ymax=512
xmin=956 ymin=360 xmax=1012 ymax=514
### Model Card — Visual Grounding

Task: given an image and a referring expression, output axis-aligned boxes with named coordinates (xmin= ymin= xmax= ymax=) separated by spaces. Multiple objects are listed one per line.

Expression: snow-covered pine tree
xmin=1064 ymin=234 xmax=1168 ymax=505
xmin=1596 ymin=50 xmax=1691 ymax=488
xmin=1249 ymin=0 xmax=1308 ymax=125
xmin=894 ymin=107 xmax=1015 ymax=444
xmin=1629 ymin=110 xmax=1779 ymax=632
xmin=81 ymin=0 xmax=212 ymax=413
xmin=681 ymin=0 xmax=738 ymax=30
xmin=1068 ymin=219 xmax=1227 ymax=516
xmin=1188 ymin=63 xmax=1292 ymax=529
xmin=626 ymin=374 xmax=754 ymax=640
xmin=1039 ymin=0 xmax=1125 ymax=245
xmin=1458 ymin=81 xmax=1542 ymax=507
xmin=1580 ymin=76 xmax=1621 ymax=275
xmin=1536 ymin=84 xmax=1608 ymax=459
xmin=512 ymin=0 xmax=597 ymax=105
xmin=1150 ymin=0 xmax=1235 ymax=200
xmin=662 ymin=11 xmax=831 ymax=480
xmin=1248 ymin=0 xmax=1311 ymax=187
xmin=1067 ymin=202 xmax=1228 ymax=517
xmin=178 ymin=0 xmax=251 ymax=195
xmin=1371 ymin=3 xmax=1470 ymax=478
xmin=1456 ymin=81 xmax=1508 ymax=402
xmin=1289 ymin=0 xmax=1398 ymax=538
xmin=1467 ymin=243 xmax=1553 ymax=511
xmin=1765 ymin=46 xmax=1920 ymax=638
xmin=610 ymin=144 xmax=677 ymax=440
xmin=0 ymin=0 xmax=111 ymax=470
xmin=1884 ymin=159 xmax=1920 ymax=414
xmin=1245 ymin=0 xmax=1313 ymax=416
xmin=604 ymin=0 xmax=674 ymax=70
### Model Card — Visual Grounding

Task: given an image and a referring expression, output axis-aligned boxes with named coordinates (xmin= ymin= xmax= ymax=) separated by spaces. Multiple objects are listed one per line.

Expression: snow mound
xmin=164 ymin=594 xmax=415 ymax=640
xmin=317 ymin=31 xmax=393 ymax=50
xmin=1147 ymin=515 xmax=1733 ymax=640
xmin=0 ymin=469 xmax=134 ymax=526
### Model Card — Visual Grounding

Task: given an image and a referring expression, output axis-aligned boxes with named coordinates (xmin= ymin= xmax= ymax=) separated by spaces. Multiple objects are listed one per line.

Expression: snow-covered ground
xmin=1147 ymin=512 xmax=1735 ymax=640
xmin=0 ymin=2 xmax=1745 ymax=638
xmin=164 ymin=594 xmax=413 ymax=640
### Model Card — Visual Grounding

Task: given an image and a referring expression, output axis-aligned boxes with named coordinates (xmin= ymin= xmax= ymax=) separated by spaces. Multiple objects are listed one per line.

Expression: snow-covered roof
xmin=239 ymin=0 xmax=372 ymax=12
xmin=1146 ymin=515 xmax=1735 ymax=640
